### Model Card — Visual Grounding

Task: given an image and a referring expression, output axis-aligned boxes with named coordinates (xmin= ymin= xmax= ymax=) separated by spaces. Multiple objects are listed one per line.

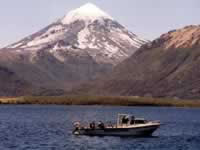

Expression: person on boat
xmin=130 ymin=116 xmax=135 ymax=125
xmin=73 ymin=121 xmax=80 ymax=133
xmin=122 ymin=116 xmax=129 ymax=124
xmin=97 ymin=121 xmax=105 ymax=129
xmin=90 ymin=121 xmax=96 ymax=129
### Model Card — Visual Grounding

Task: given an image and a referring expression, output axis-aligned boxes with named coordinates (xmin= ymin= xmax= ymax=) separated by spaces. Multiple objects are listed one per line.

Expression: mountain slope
xmin=0 ymin=65 xmax=33 ymax=96
xmin=77 ymin=25 xmax=200 ymax=99
xmin=0 ymin=3 xmax=147 ymax=95
xmin=7 ymin=3 xmax=146 ymax=65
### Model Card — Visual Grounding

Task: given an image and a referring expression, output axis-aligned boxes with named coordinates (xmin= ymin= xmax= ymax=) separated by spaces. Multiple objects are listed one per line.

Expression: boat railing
xmin=73 ymin=121 xmax=116 ymax=129
xmin=149 ymin=120 xmax=160 ymax=124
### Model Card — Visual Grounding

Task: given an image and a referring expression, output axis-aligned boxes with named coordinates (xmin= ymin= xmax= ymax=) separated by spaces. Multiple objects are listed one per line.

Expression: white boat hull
xmin=73 ymin=124 xmax=160 ymax=136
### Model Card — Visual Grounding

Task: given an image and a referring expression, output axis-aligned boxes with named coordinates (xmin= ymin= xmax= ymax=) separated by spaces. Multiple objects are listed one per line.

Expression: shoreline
xmin=0 ymin=96 xmax=200 ymax=108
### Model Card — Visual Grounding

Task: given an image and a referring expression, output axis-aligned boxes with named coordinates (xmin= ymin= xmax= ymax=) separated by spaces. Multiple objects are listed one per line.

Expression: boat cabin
xmin=117 ymin=114 xmax=147 ymax=127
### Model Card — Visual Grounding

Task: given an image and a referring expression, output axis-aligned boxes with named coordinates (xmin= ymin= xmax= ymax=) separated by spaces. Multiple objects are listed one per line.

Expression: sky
xmin=0 ymin=0 xmax=199 ymax=47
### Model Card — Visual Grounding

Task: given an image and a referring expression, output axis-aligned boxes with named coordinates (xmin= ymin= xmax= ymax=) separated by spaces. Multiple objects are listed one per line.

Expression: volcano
xmin=0 ymin=3 xmax=147 ymax=96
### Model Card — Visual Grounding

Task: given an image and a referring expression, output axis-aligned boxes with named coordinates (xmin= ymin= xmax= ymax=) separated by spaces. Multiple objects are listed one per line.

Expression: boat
xmin=73 ymin=114 xmax=160 ymax=136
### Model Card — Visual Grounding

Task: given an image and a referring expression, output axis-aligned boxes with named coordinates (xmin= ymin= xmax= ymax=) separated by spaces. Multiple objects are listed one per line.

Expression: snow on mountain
xmin=27 ymin=25 xmax=65 ymax=47
xmin=61 ymin=3 xmax=113 ymax=25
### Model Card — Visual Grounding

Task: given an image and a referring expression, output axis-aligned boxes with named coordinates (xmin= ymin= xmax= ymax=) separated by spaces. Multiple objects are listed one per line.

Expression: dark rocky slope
xmin=75 ymin=25 xmax=200 ymax=99
xmin=0 ymin=66 xmax=33 ymax=96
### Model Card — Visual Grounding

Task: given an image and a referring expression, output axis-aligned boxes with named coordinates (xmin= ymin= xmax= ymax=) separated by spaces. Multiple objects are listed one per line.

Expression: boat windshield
xmin=134 ymin=119 xmax=147 ymax=124
xmin=117 ymin=114 xmax=134 ymax=126
xmin=117 ymin=114 xmax=147 ymax=126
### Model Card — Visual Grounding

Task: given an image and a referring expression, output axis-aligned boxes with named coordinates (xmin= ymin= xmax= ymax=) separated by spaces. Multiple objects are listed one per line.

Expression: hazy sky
xmin=0 ymin=0 xmax=199 ymax=47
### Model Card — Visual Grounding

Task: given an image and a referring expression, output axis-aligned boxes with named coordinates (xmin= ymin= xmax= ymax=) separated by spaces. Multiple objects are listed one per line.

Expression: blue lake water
xmin=0 ymin=105 xmax=199 ymax=150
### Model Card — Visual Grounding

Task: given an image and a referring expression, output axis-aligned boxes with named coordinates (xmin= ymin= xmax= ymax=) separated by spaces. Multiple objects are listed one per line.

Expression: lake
xmin=0 ymin=105 xmax=199 ymax=150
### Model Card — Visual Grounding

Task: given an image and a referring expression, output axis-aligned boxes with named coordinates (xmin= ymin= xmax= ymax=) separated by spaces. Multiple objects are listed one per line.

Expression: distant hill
xmin=75 ymin=25 xmax=200 ymax=99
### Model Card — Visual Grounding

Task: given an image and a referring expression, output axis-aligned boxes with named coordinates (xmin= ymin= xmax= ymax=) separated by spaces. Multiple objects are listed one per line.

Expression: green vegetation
xmin=0 ymin=96 xmax=200 ymax=108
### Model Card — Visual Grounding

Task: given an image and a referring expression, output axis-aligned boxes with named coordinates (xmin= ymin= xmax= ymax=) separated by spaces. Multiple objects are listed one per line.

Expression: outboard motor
xmin=73 ymin=121 xmax=80 ymax=135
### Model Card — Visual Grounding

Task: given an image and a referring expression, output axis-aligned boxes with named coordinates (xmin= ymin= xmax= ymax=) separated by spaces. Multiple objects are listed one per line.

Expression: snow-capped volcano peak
xmin=6 ymin=2 xmax=148 ymax=65
xmin=61 ymin=3 xmax=113 ymax=24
